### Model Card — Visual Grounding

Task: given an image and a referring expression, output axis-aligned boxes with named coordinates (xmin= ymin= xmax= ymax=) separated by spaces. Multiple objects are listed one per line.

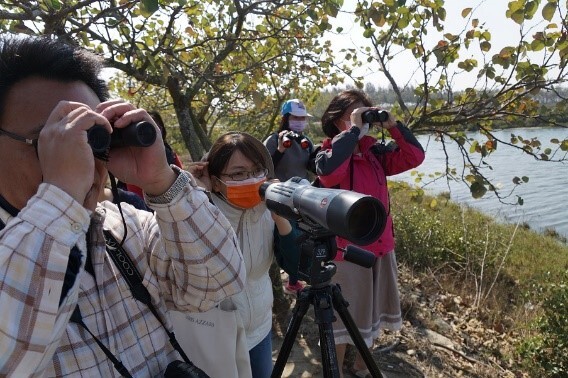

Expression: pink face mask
xmin=289 ymin=120 xmax=307 ymax=132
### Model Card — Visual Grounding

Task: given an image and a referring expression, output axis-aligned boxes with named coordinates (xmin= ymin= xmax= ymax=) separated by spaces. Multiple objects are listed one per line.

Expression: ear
xmin=211 ymin=176 xmax=222 ymax=192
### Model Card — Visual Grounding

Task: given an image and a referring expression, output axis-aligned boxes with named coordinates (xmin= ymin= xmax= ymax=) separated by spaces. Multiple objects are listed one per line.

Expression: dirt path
xmin=271 ymin=267 xmax=524 ymax=378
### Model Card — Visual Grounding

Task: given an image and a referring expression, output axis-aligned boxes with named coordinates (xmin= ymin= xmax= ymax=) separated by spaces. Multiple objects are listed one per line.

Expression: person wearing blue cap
xmin=263 ymin=99 xmax=315 ymax=295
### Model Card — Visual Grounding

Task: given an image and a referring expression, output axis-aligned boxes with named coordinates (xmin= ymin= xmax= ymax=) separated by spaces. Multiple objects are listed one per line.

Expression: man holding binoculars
xmin=0 ymin=35 xmax=244 ymax=376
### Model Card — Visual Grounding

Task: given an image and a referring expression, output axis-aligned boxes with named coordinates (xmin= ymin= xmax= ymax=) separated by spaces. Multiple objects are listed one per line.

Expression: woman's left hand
xmin=271 ymin=212 xmax=292 ymax=236
xmin=350 ymin=107 xmax=397 ymax=130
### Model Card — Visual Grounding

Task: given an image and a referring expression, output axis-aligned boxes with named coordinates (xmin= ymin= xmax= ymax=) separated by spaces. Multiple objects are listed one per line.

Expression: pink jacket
xmin=315 ymin=124 xmax=425 ymax=260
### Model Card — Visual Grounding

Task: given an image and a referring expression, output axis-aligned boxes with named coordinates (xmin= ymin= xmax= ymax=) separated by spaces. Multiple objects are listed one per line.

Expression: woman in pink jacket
xmin=315 ymin=89 xmax=425 ymax=377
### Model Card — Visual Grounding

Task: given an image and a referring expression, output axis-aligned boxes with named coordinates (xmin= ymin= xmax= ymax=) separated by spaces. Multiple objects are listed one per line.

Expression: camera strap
xmin=68 ymin=230 xmax=200 ymax=377
xmin=70 ymin=306 xmax=133 ymax=378
xmin=103 ymin=230 xmax=195 ymax=364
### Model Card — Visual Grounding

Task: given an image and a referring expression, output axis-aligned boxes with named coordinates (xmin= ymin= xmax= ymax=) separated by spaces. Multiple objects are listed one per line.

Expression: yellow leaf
xmin=461 ymin=7 xmax=472 ymax=18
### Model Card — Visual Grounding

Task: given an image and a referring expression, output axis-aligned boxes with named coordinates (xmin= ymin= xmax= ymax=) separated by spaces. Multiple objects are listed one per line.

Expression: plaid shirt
xmin=0 ymin=174 xmax=245 ymax=376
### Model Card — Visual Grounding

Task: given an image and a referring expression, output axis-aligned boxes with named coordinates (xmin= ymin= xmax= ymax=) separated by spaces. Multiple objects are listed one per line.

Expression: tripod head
xmin=295 ymin=222 xmax=377 ymax=287
xmin=295 ymin=223 xmax=337 ymax=287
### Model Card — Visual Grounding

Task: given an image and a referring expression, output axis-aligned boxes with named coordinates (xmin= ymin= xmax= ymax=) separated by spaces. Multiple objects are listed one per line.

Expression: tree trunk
xmin=167 ymin=77 xmax=208 ymax=160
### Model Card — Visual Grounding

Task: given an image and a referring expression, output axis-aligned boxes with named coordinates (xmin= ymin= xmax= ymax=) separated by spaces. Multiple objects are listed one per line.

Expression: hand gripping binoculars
xmin=282 ymin=131 xmax=309 ymax=149
xmin=361 ymin=109 xmax=389 ymax=124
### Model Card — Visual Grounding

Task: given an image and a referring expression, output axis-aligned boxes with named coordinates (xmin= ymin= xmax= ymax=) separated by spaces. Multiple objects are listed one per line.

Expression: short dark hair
xmin=206 ymin=132 xmax=270 ymax=179
xmin=321 ymin=89 xmax=373 ymax=138
xmin=0 ymin=34 xmax=109 ymax=121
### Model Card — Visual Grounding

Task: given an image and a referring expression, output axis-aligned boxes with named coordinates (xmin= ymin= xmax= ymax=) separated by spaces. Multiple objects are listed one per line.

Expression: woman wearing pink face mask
xmin=264 ymin=99 xmax=314 ymax=183
xmin=186 ymin=132 xmax=302 ymax=378
xmin=264 ymin=98 xmax=314 ymax=295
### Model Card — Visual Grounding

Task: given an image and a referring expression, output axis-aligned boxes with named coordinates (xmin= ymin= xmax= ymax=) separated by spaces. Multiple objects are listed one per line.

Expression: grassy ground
xmin=388 ymin=181 xmax=568 ymax=375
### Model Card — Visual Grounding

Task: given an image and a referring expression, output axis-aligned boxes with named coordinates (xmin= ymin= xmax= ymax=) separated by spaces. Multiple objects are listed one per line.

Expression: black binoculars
xmin=283 ymin=131 xmax=309 ymax=149
xmin=361 ymin=109 xmax=389 ymax=124
xmin=87 ymin=121 xmax=157 ymax=154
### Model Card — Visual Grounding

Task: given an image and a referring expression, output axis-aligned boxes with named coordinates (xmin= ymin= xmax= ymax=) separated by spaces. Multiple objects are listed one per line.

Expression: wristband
xmin=145 ymin=166 xmax=190 ymax=204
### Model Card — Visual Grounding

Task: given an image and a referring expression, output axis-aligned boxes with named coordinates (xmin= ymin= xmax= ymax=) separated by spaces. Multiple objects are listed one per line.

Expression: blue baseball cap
xmin=281 ymin=99 xmax=312 ymax=117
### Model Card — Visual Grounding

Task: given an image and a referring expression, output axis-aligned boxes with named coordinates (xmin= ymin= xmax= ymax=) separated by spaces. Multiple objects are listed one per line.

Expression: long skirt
xmin=331 ymin=250 xmax=402 ymax=347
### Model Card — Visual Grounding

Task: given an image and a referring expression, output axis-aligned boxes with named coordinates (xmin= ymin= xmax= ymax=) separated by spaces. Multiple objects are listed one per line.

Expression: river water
xmin=393 ymin=127 xmax=568 ymax=238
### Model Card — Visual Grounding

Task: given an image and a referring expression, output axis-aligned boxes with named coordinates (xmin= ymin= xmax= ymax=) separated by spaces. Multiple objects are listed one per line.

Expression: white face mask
xmin=289 ymin=120 xmax=307 ymax=132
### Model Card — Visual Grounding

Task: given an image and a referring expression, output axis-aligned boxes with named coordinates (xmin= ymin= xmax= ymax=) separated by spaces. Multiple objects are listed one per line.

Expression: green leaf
xmin=470 ymin=182 xmax=487 ymax=199
xmin=43 ymin=0 xmax=62 ymax=10
xmin=469 ymin=140 xmax=479 ymax=153
xmin=235 ymin=74 xmax=250 ymax=92
xmin=509 ymin=9 xmax=525 ymax=24
xmin=531 ymin=39 xmax=545 ymax=51
xmin=461 ymin=8 xmax=472 ymax=18
xmin=307 ymin=8 xmax=318 ymax=21
xmin=542 ymin=2 xmax=557 ymax=21
xmin=140 ymin=0 xmax=159 ymax=17
xmin=324 ymin=2 xmax=340 ymax=18
xmin=363 ymin=28 xmax=374 ymax=38
xmin=525 ymin=1 xmax=539 ymax=18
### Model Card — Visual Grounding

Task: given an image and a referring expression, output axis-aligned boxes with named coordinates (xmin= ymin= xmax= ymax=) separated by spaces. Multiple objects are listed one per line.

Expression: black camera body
xmin=164 ymin=360 xmax=210 ymax=378
xmin=361 ymin=109 xmax=389 ymax=124
xmin=87 ymin=121 xmax=157 ymax=154
xmin=282 ymin=131 xmax=309 ymax=149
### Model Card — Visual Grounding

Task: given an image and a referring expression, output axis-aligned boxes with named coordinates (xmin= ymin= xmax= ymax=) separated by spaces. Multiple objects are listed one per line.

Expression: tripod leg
xmin=271 ymin=289 xmax=311 ymax=378
xmin=313 ymin=290 xmax=341 ymax=378
xmin=331 ymin=285 xmax=383 ymax=378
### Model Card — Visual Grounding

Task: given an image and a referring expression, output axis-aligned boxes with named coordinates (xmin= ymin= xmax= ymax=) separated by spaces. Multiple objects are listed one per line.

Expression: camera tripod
xmin=271 ymin=233 xmax=383 ymax=378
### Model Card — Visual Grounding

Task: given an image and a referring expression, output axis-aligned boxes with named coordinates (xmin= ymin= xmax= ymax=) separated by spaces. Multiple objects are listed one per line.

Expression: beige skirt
xmin=331 ymin=250 xmax=402 ymax=347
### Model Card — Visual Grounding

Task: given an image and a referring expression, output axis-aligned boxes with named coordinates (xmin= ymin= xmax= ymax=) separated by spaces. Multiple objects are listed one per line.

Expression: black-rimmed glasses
xmin=0 ymin=128 xmax=38 ymax=148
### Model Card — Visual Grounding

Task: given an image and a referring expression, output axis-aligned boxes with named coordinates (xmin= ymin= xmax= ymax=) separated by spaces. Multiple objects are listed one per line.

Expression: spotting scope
xmin=259 ymin=177 xmax=386 ymax=245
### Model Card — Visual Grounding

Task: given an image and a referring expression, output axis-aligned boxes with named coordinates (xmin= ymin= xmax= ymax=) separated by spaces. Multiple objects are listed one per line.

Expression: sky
xmin=324 ymin=0 xmax=565 ymax=90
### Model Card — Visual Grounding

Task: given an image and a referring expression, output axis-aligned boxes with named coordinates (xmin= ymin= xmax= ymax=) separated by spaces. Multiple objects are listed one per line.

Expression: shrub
xmin=518 ymin=273 xmax=568 ymax=377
